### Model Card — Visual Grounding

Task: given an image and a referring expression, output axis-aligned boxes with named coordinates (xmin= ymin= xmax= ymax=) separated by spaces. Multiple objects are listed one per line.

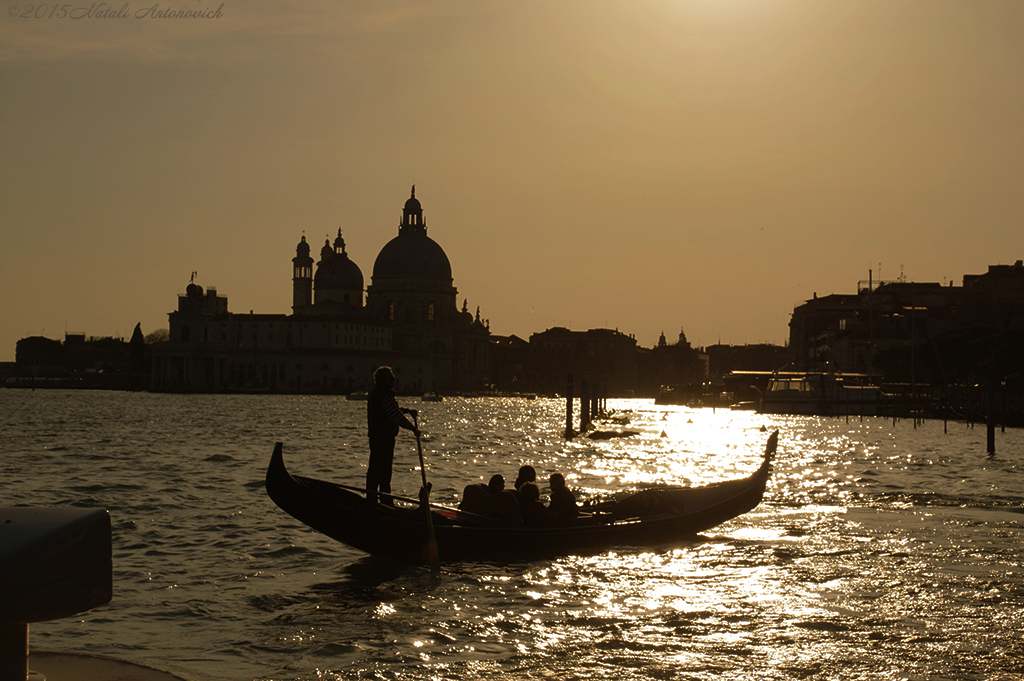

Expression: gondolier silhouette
xmin=366 ymin=366 xmax=420 ymax=505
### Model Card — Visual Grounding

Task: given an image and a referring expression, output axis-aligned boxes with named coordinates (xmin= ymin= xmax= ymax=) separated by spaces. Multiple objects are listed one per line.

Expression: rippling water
xmin=3 ymin=390 xmax=1023 ymax=680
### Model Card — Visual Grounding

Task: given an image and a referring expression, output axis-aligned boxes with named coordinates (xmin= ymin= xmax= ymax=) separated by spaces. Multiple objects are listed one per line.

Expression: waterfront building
xmin=703 ymin=342 xmax=789 ymax=380
xmin=488 ymin=327 xmax=719 ymax=399
xmin=488 ymin=327 xmax=640 ymax=397
xmin=150 ymin=189 xmax=490 ymax=394
xmin=788 ymin=260 xmax=1024 ymax=376
xmin=8 ymin=328 xmax=148 ymax=390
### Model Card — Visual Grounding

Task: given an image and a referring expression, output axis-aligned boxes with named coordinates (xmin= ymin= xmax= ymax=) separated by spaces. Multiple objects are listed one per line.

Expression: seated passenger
xmin=459 ymin=474 xmax=507 ymax=517
xmin=490 ymin=489 xmax=524 ymax=526
xmin=513 ymin=465 xmax=537 ymax=490
xmin=548 ymin=473 xmax=579 ymax=520
xmin=509 ymin=465 xmax=535 ymax=512
xmin=519 ymin=481 xmax=556 ymax=527
xmin=459 ymin=484 xmax=489 ymax=515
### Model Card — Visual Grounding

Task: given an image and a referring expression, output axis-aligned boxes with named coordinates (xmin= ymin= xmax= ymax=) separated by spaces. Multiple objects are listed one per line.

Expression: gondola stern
xmin=267 ymin=442 xmax=286 ymax=481
xmin=265 ymin=441 xmax=294 ymax=508
xmin=764 ymin=430 xmax=779 ymax=461
xmin=748 ymin=428 xmax=779 ymax=492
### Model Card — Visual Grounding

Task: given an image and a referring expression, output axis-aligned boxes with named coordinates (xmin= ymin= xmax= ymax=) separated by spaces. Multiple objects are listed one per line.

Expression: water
xmin=3 ymin=390 xmax=1023 ymax=680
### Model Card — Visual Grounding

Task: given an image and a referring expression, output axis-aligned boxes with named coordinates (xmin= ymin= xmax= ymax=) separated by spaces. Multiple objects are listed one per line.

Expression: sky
xmin=2 ymin=0 xmax=1023 ymax=362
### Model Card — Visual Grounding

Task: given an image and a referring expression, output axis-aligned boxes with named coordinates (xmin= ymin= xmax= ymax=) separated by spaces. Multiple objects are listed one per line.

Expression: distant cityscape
xmin=3 ymin=190 xmax=1022 ymax=423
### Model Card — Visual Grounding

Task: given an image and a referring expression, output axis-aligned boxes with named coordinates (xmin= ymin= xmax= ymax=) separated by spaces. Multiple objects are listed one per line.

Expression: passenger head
xmin=515 ymin=465 xmax=536 ymax=489
xmin=549 ymin=473 xmax=565 ymax=490
xmin=373 ymin=366 xmax=396 ymax=388
xmin=487 ymin=474 xmax=505 ymax=493
xmin=520 ymin=481 xmax=540 ymax=503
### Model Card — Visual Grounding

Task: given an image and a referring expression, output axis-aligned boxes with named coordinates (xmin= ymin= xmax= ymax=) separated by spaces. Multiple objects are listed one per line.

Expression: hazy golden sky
xmin=2 ymin=0 xmax=1023 ymax=361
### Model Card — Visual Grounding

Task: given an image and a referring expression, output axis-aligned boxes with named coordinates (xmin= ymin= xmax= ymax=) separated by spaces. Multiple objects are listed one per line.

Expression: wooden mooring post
xmin=987 ymin=381 xmax=996 ymax=455
xmin=564 ymin=373 xmax=574 ymax=439
xmin=564 ymin=374 xmax=605 ymax=438
xmin=580 ymin=379 xmax=591 ymax=433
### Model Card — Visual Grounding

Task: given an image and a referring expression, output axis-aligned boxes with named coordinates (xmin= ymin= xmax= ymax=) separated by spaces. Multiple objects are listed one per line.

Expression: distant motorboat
xmin=421 ymin=393 xmax=444 ymax=402
xmin=346 ymin=392 xmax=368 ymax=401
xmin=759 ymin=372 xmax=880 ymax=416
xmin=3 ymin=376 xmax=84 ymax=389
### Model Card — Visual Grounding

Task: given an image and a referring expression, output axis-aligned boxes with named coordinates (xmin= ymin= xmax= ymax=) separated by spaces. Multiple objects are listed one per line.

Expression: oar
xmin=335 ymin=484 xmax=436 ymax=509
xmin=413 ymin=412 xmax=441 ymax=576
xmin=332 ymin=483 xmax=510 ymax=526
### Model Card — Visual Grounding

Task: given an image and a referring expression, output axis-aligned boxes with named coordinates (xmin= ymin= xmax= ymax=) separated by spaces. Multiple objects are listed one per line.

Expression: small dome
xmin=315 ymin=250 xmax=364 ymax=294
xmin=295 ymin=235 xmax=310 ymax=257
xmin=186 ymin=270 xmax=202 ymax=297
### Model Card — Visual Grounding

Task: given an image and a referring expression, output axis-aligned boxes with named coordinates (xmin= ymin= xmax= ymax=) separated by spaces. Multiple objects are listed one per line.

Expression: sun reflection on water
xmin=7 ymin=392 xmax=1022 ymax=680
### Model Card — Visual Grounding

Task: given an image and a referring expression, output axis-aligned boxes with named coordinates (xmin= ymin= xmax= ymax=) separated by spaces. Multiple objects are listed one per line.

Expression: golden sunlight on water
xmin=4 ymin=392 xmax=1022 ymax=680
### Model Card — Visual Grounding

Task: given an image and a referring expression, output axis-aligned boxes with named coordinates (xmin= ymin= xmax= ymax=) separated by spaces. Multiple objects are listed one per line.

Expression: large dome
xmin=372 ymin=231 xmax=452 ymax=282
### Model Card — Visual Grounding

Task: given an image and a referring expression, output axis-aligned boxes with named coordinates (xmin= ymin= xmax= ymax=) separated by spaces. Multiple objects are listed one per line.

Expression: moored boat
xmin=265 ymin=431 xmax=779 ymax=562
xmin=759 ymin=372 xmax=881 ymax=416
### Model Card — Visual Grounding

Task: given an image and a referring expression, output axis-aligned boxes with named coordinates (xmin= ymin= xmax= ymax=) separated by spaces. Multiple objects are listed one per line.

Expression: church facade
xmin=151 ymin=189 xmax=490 ymax=394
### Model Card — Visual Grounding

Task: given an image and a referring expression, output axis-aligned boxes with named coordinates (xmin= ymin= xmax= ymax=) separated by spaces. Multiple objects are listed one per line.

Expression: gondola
xmin=265 ymin=430 xmax=778 ymax=562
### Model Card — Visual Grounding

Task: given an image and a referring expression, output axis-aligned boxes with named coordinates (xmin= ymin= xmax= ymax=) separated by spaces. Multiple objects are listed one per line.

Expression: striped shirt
xmin=368 ymin=386 xmax=414 ymax=439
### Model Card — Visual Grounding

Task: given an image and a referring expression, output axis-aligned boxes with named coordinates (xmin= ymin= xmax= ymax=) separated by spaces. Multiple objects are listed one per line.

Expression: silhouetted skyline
xmin=2 ymin=1 xmax=1023 ymax=361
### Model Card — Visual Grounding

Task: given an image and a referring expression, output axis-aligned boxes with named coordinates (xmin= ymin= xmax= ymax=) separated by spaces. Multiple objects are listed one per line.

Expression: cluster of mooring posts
xmin=563 ymin=373 xmax=609 ymax=439
xmin=790 ymin=380 xmax=1010 ymax=457
xmin=889 ymin=381 xmax=1007 ymax=456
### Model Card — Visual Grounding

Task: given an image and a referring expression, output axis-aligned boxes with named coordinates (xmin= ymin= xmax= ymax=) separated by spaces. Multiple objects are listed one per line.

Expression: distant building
xmin=488 ymin=334 xmax=530 ymax=392
xmin=489 ymin=326 xmax=711 ymax=399
xmin=7 ymin=327 xmax=148 ymax=390
xmin=488 ymin=327 xmax=640 ymax=397
xmin=788 ymin=292 xmax=863 ymax=371
xmin=703 ymin=343 xmax=789 ymax=380
xmin=150 ymin=189 xmax=490 ymax=393
xmin=788 ymin=260 xmax=1024 ymax=376
xmin=528 ymin=327 xmax=640 ymax=397
xmin=637 ymin=329 xmax=707 ymax=398
xmin=0 ymin=362 xmax=14 ymax=385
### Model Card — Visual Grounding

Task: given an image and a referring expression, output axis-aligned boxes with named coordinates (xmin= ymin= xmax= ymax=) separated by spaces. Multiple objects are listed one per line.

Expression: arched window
xmin=427 ymin=302 xmax=435 ymax=322
xmin=387 ymin=301 xmax=395 ymax=321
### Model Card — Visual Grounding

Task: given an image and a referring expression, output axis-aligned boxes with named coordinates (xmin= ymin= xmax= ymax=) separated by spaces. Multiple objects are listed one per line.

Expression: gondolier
xmin=366 ymin=366 xmax=420 ymax=505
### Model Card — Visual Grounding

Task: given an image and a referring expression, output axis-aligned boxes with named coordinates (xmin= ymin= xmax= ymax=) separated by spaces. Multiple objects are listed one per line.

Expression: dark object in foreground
xmin=265 ymin=431 xmax=778 ymax=562
xmin=586 ymin=429 xmax=642 ymax=440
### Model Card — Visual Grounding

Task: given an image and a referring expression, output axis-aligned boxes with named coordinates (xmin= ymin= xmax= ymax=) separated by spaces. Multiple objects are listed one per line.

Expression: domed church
xmin=152 ymin=188 xmax=490 ymax=394
xmin=367 ymin=187 xmax=458 ymax=346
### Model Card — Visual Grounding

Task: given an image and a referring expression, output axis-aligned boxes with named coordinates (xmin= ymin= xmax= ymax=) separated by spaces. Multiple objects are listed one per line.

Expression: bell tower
xmin=292 ymin=235 xmax=313 ymax=312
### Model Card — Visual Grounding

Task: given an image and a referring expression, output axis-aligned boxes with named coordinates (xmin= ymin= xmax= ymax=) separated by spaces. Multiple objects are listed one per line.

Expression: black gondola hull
xmin=266 ymin=432 xmax=777 ymax=562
